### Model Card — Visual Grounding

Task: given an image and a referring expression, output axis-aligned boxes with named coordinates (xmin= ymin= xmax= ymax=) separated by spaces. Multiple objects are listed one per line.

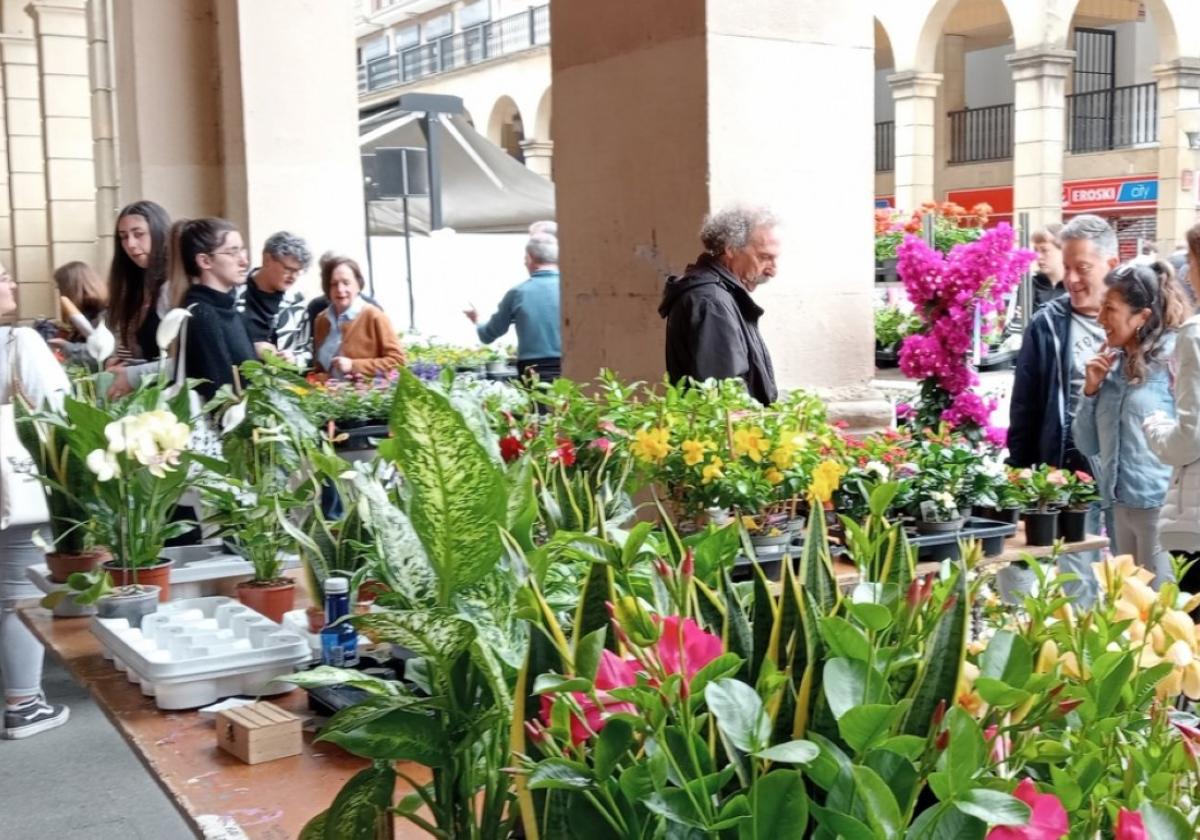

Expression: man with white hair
xmin=465 ymin=233 xmax=561 ymax=380
xmin=658 ymin=205 xmax=780 ymax=404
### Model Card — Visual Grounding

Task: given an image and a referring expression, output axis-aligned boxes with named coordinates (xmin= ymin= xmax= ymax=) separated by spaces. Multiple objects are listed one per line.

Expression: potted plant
xmin=1018 ymin=464 xmax=1067 ymax=546
xmin=1060 ymin=469 xmax=1099 ymax=542
xmin=916 ymin=489 xmax=964 ymax=533
xmin=873 ymin=304 xmax=918 ymax=367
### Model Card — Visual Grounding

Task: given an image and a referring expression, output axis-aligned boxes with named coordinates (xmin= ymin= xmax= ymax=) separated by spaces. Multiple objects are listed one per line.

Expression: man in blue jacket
xmin=466 ymin=233 xmax=561 ymax=381
xmin=1007 ymin=213 xmax=1120 ymax=606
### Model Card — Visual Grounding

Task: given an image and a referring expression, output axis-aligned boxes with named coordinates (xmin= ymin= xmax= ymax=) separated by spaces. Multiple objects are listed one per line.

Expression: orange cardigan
xmin=312 ymin=304 xmax=405 ymax=376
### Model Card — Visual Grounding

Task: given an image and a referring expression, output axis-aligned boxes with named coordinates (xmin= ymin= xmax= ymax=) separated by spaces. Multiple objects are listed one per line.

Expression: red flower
xmin=1114 ymin=810 xmax=1147 ymax=840
xmin=552 ymin=437 xmax=577 ymax=467
xmin=654 ymin=616 xmax=721 ymax=684
xmin=539 ymin=649 xmax=637 ymax=745
xmin=499 ymin=435 xmax=525 ymax=463
xmin=986 ymin=779 xmax=1068 ymax=840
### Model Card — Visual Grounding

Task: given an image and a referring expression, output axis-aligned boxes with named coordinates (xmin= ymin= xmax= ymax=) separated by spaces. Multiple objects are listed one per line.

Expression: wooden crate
xmin=216 ymin=701 xmax=302 ymax=765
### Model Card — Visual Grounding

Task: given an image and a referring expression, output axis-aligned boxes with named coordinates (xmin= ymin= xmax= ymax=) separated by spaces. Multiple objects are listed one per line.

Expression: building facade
xmin=875 ymin=0 xmax=1200 ymax=253
xmin=355 ymin=0 xmax=553 ymax=178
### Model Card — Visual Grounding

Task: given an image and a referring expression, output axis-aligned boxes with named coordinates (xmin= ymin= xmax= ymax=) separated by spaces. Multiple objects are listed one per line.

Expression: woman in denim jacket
xmin=1074 ymin=260 xmax=1190 ymax=586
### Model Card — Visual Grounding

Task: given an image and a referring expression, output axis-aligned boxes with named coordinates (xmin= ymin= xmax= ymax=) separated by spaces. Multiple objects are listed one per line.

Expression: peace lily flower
xmin=156 ymin=307 xmax=192 ymax=352
xmin=221 ymin=399 xmax=248 ymax=435
xmin=86 ymin=317 xmax=115 ymax=365
xmin=85 ymin=449 xmax=119 ymax=481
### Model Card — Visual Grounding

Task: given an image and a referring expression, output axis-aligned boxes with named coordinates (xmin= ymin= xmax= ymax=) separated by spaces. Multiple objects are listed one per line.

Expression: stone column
xmin=1153 ymin=58 xmax=1200 ymax=250
xmin=888 ymin=70 xmax=942 ymax=213
xmin=87 ymin=0 xmax=118 ymax=265
xmin=1008 ymin=47 xmax=1074 ymax=234
xmin=0 ymin=32 xmax=52 ymax=317
xmin=30 ymin=0 xmax=97 ymax=269
xmin=552 ymin=0 xmax=877 ymax=392
xmin=934 ymin=34 xmax=965 ymax=195
xmin=519 ymin=138 xmax=553 ymax=180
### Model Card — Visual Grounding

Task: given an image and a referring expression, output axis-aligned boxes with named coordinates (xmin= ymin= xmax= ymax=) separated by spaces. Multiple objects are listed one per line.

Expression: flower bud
xmin=935 ymin=729 xmax=949 ymax=752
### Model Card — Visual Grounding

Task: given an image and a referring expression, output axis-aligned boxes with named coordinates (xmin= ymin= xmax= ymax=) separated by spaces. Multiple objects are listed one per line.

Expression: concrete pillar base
xmin=817 ymin=385 xmax=896 ymax=436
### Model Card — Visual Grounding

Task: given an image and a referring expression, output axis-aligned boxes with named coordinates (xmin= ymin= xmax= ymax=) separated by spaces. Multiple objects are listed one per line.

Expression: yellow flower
xmin=701 ymin=456 xmax=724 ymax=485
xmin=956 ymin=661 xmax=987 ymax=718
xmin=740 ymin=515 xmax=759 ymax=530
xmin=631 ymin=427 xmax=671 ymax=464
xmin=681 ymin=439 xmax=712 ymax=467
xmin=1092 ymin=554 xmax=1156 ymax=593
xmin=1161 ymin=610 xmax=1197 ymax=648
xmin=765 ymin=467 xmax=784 ymax=486
xmin=732 ymin=427 xmax=771 ymax=463
xmin=807 ymin=459 xmax=847 ymax=504
xmin=769 ymin=443 xmax=795 ymax=471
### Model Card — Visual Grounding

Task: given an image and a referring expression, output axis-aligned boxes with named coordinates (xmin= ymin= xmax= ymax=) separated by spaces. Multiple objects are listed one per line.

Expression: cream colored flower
xmin=86 ymin=448 xmax=119 ymax=481
xmin=156 ymin=308 xmax=191 ymax=352
xmin=86 ymin=318 xmax=115 ymax=365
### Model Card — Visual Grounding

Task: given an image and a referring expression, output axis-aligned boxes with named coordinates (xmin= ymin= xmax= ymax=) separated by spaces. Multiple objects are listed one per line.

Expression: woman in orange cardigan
xmin=312 ymin=256 xmax=404 ymax=378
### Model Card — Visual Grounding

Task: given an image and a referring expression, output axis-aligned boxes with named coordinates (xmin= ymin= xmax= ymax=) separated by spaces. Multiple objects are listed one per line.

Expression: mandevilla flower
xmin=1113 ymin=810 xmax=1147 ymax=840
xmin=985 ymin=778 xmax=1068 ymax=840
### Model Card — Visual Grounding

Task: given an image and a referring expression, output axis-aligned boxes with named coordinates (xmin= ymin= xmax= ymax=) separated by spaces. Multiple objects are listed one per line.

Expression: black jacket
xmin=182 ymin=285 xmax=257 ymax=401
xmin=658 ymin=253 xmax=777 ymax=405
xmin=1031 ymin=272 xmax=1066 ymax=317
xmin=1008 ymin=296 xmax=1089 ymax=470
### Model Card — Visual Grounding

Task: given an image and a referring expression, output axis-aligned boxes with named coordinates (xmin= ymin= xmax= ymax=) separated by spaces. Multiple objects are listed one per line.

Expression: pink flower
xmin=597 ymin=420 xmax=618 ymax=434
xmin=1046 ymin=470 xmax=1067 ymax=487
xmin=589 ymin=437 xmax=614 ymax=454
xmin=984 ymin=425 xmax=1008 ymax=449
xmin=550 ymin=437 xmax=576 ymax=467
xmin=653 ymin=616 xmax=722 ymax=685
xmin=986 ymin=779 xmax=1068 ymax=840
xmin=1073 ymin=470 xmax=1093 ymax=483
xmin=1114 ymin=810 xmax=1147 ymax=840
xmin=539 ymin=649 xmax=638 ymax=745
xmin=984 ymin=724 xmax=1010 ymax=764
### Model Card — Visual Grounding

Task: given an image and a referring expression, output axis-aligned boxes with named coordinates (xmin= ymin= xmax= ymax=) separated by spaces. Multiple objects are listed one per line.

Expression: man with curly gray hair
xmin=235 ymin=230 xmax=314 ymax=366
xmin=658 ymin=205 xmax=780 ymax=404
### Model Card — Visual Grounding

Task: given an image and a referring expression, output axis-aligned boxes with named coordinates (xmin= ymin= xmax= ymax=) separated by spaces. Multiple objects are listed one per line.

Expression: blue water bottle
xmin=320 ymin=577 xmax=359 ymax=667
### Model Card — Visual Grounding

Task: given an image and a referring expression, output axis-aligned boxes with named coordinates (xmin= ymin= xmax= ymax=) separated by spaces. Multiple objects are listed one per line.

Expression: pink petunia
xmin=985 ymin=779 xmax=1068 ymax=840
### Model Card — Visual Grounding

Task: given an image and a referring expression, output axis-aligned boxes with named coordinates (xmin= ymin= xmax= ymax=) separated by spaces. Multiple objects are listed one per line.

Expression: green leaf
xmin=594 ymin=718 xmax=633 ymax=781
xmin=322 ymin=763 xmax=394 ymax=840
xmin=954 ymin=789 xmax=1031 ymax=827
xmin=979 ymin=630 xmax=1032 ymax=689
xmin=706 ymin=678 xmax=770 ymax=753
xmin=274 ymin=666 xmax=402 ymax=696
xmin=944 ymin=707 xmax=985 ymax=797
xmin=973 ymin=677 xmax=1032 ymax=707
xmin=847 ymin=601 xmax=893 ymax=633
xmin=1138 ymin=803 xmax=1194 ymax=840
xmin=740 ymin=770 xmax=809 ymax=840
xmin=838 ymin=703 xmax=907 ymax=754
xmin=387 ymin=368 xmax=507 ymax=601
xmin=1095 ymin=652 xmax=1134 ymax=718
xmin=317 ymin=695 xmax=433 ymax=741
xmin=528 ymin=758 xmax=595 ymax=791
xmin=864 ymin=747 xmax=920 ymax=817
xmin=688 ymin=652 xmax=743 ymax=706
xmin=753 ymin=739 xmax=820 ymax=764
xmin=319 ymin=709 xmax=445 ymax=765
xmin=644 ymin=788 xmax=707 ymax=829
xmin=853 ymin=764 xmax=902 ymax=840
xmin=575 ymin=627 xmax=607 ymax=682
xmin=809 ymin=801 xmax=874 ymax=840
xmin=349 ymin=609 xmax=475 ymax=664
xmin=532 ymin=673 xmax=592 ymax=695
xmin=905 ymin=802 xmax=986 ymax=840
xmin=903 ymin=565 xmax=969 ymax=737
xmin=349 ymin=473 xmax=436 ymax=606
xmin=298 ymin=809 xmax=327 ymax=840
xmin=824 ymin=658 xmax=886 ymax=720
xmin=819 ymin=616 xmax=872 ymax=662
xmin=575 ymin=560 xmax=617 ymax=649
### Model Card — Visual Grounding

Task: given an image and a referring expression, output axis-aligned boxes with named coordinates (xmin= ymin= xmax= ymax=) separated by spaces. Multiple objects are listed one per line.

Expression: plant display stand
xmin=91 ymin=596 xmax=311 ymax=710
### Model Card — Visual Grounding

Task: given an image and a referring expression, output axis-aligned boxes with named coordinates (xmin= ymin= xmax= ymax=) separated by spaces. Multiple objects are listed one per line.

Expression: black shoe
xmin=4 ymin=696 xmax=69 ymax=739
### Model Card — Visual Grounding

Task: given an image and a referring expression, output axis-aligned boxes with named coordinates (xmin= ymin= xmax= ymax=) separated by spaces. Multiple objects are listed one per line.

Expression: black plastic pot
xmin=1022 ymin=509 xmax=1059 ymax=547
xmin=875 ymin=258 xmax=899 ymax=284
xmin=1060 ymin=508 xmax=1088 ymax=543
xmin=973 ymin=506 xmax=1021 ymax=526
xmin=875 ymin=346 xmax=900 ymax=369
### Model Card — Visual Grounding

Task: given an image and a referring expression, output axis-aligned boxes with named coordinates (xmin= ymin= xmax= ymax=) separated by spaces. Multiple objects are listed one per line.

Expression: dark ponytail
xmin=1103 ymin=259 xmax=1189 ymax=384
xmin=166 ymin=217 xmax=238 ymax=306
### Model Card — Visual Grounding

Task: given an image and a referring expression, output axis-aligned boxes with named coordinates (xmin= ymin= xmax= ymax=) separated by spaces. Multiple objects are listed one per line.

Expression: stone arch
xmin=1054 ymin=0 xmax=1182 ymax=62
xmin=487 ymin=95 xmax=525 ymax=161
xmin=533 ymin=87 xmax=552 ymax=141
xmin=908 ymin=0 xmax=1019 ymax=73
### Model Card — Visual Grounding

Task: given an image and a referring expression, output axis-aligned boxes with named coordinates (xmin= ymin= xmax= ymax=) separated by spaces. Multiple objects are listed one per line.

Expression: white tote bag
xmin=0 ymin=330 xmax=50 ymax=529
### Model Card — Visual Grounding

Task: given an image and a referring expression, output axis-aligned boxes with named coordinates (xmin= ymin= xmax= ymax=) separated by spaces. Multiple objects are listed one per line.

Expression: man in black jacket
xmin=658 ymin=206 xmax=780 ymax=404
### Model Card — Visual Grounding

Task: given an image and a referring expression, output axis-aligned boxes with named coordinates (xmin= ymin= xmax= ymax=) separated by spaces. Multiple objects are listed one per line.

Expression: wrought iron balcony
xmin=1067 ymin=82 xmax=1157 ymax=153
xmin=949 ymin=103 xmax=1013 ymax=164
xmin=875 ymin=121 xmax=895 ymax=172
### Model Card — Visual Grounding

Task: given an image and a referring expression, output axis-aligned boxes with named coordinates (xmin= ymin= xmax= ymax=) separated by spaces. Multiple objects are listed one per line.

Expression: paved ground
xmin=0 ymin=656 xmax=194 ymax=840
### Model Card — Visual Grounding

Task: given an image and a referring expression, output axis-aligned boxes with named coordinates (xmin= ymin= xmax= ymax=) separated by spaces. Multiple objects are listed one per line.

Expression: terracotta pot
xmin=306 ymin=605 xmax=326 ymax=634
xmin=235 ymin=579 xmax=296 ymax=623
xmin=356 ymin=579 xmax=390 ymax=605
xmin=103 ymin=559 xmax=174 ymax=602
xmin=46 ymin=548 xmax=110 ymax=584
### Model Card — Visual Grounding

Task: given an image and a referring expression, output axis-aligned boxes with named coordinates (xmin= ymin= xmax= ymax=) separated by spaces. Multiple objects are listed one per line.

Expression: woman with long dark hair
xmin=1074 ymin=260 xmax=1190 ymax=585
xmin=106 ymin=201 xmax=176 ymax=396
xmin=171 ymin=218 xmax=256 ymax=400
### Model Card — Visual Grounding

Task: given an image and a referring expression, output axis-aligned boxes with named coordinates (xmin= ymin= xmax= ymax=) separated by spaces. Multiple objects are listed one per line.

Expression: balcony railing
xmin=875 ymin=121 xmax=894 ymax=172
xmin=949 ymin=104 xmax=1013 ymax=163
xmin=358 ymin=4 xmax=550 ymax=94
xmin=1067 ymin=81 xmax=1157 ymax=153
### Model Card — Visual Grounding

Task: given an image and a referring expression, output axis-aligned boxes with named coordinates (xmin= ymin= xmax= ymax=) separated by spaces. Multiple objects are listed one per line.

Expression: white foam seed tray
xmin=92 ymin=596 xmax=312 ymax=710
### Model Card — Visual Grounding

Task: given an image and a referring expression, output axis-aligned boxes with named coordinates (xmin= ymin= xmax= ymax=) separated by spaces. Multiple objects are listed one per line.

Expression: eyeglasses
xmin=209 ymin=246 xmax=249 ymax=259
xmin=279 ymin=261 xmax=304 ymax=277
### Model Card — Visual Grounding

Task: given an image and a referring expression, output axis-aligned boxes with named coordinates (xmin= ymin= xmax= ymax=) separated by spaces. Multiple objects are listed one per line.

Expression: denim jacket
xmin=1072 ymin=333 xmax=1176 ymax=509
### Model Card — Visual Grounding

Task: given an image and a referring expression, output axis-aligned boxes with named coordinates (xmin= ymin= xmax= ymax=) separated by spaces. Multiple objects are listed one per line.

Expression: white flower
xmin=86 ymin=318 xmax=115 ymax=365
xmin=864 ymin=460 xmax=890 ymax=481
xmin=220 ymin=400 xmax=247 ymax=435
xmin=156 ymin=308 xmax=192 ymax=353
xmin=931 ymin=491 xmax=957 ymax=511
xmin=86 ymin=448 xmax=119 ymax=481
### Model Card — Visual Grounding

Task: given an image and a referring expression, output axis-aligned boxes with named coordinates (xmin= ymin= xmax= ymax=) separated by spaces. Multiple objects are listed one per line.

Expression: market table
xmin=19 ymin=607 xmax=430 ymax=840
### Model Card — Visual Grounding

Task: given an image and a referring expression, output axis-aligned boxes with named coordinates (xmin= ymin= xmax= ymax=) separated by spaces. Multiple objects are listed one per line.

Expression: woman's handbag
xmin=0 ymin=329 xmax=50 ymax=529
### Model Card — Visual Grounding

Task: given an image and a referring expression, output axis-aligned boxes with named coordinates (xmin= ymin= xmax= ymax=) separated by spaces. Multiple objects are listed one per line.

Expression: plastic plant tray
xmin=91 ymin=596 xmax=312 ymax=710
xmin=906 ymin=517 xmax=1018 ymax=563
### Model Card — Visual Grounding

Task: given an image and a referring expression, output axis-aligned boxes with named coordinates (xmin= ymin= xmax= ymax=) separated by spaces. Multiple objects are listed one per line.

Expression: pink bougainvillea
xmin=897 ymin=223 xmax=1034 ymax=436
